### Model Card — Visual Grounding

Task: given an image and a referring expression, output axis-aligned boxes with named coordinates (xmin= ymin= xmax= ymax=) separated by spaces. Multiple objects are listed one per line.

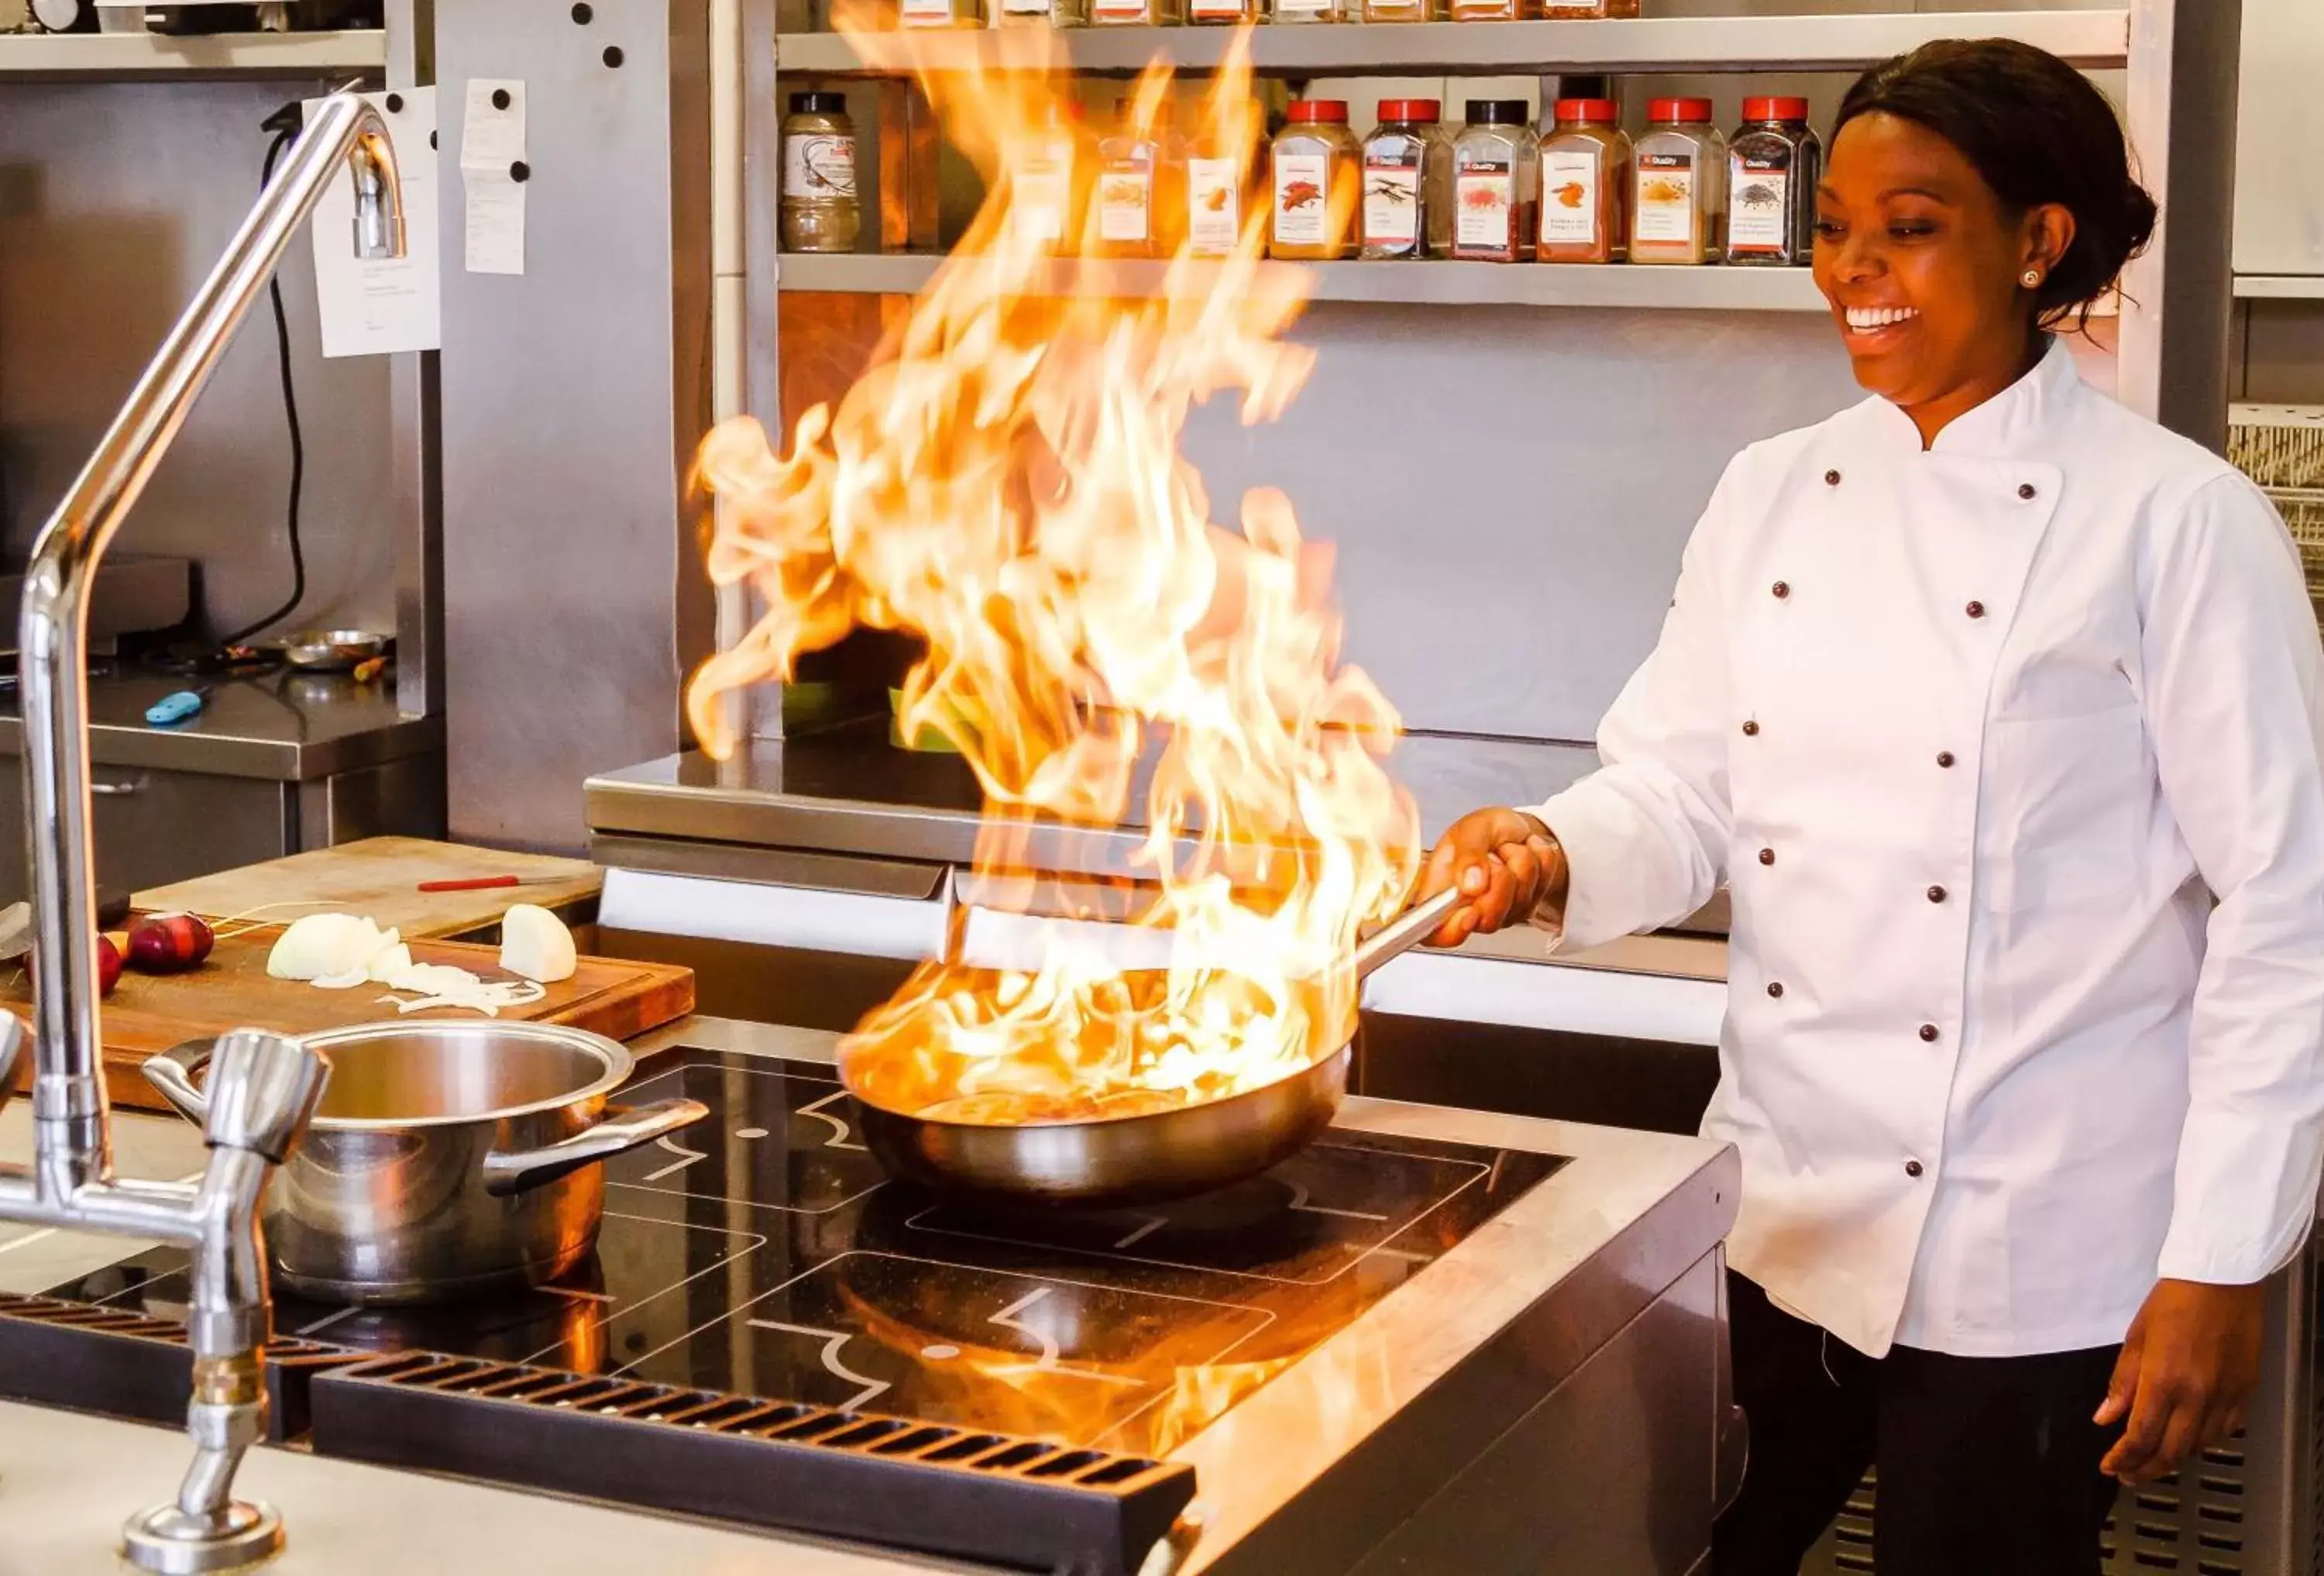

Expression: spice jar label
xmin=1635 ymin=150 xmax=1697 ymax=246
xmin=1189 ymin=0 xmax=1243 ymax=17
xmin=784 ymin=134 xmax=858 ymax=200
xmin=1454 ymin=159 xmax=1515 ymax=255
xmin=1729 ymin=151 xmax=1790 ymax=256
xmin=1274 ymin=152 xmax=1331 ymax=247
xmin=1016 ymin=145 xmax=1074 ymax=245
xmin=1100 ymin=150 xmax=1155 ymax=243
xmin=1538 ymin=147 xmax=1598 ymax=246
xmin=899 ymin=0 xmax=957 ymax=22
xmin=1276 ymin=0 xmax=1329 ymax=15
xmin=1363 ymin=149 xmax=1422 ymax=250
xmin=1094 ymin=0 xmax=1147 ymax=13
xmin=1188 ymin=158 xmax=1243 ymax=254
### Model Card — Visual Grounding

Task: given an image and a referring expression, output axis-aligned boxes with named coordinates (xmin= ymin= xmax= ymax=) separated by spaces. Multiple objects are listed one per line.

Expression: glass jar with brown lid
xmin=1536 ymin=96 xmax=1628 ymax=263
xmin=1269 ymin=100 xmax=1360 ymax=261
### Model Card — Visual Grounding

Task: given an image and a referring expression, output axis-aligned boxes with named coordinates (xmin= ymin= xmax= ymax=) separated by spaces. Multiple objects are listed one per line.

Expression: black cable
xmin=216 ymin=102 xmax=308 ymax=652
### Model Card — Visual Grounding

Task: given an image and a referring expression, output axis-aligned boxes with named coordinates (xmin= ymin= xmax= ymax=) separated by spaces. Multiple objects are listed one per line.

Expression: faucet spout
xmin=5 ymin=90 xmax=389 ymax=1573
xmin=17 ymin=90 xmax=401 ymax=1198
xmin=350 ymin=128 xmax=406 ymax=262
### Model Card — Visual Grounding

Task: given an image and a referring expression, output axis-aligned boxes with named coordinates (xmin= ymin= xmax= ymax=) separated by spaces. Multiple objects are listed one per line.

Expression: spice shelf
xmin=774 ymin=9 xmax=2129 ymax=77
xmin=0 ymin=29 xmax=387 ymax=81
xmin=2235 ymin=276 xmax=2324 ymax=301
xmin=778 ymin=252 xmax=1830 ymax=309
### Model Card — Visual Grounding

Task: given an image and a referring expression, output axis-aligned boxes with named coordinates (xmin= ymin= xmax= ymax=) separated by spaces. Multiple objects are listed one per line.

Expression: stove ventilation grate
xmin=308 ymin=1350 xmax=1199 ymax=1576
xmin=0 ymin=1290 xmax=364 ymax=1440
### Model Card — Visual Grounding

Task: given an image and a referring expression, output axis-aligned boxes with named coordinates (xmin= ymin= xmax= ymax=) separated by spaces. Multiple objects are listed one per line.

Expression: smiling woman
xmin=1421 ymin=36 xmax=2324 ymax=1576
xmin=1813 ymin=42 xmax=2159 ymax=446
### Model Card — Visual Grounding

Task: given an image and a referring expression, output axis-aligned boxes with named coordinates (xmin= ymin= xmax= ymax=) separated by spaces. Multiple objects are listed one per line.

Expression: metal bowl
xmin=276 ymin=628 xmax=389 ymax=672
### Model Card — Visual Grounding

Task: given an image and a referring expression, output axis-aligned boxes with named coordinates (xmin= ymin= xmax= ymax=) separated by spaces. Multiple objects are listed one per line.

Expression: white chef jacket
xmin=1534 ymin=337 xmax=2324 ymax=1358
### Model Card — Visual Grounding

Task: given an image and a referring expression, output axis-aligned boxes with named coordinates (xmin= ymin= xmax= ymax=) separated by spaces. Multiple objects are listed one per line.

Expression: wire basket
xmin=2231 ymin=404 xmax=2324 ymax=491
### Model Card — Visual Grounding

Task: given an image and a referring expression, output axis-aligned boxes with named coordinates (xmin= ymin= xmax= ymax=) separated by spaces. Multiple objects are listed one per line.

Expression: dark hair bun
xmin=1836 ymin=40 xmax=2157 ymax=329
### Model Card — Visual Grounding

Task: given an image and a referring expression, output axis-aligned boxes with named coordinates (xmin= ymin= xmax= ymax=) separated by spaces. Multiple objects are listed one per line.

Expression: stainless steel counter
xmin=0 ymin=669 xmax=442 ymax=782
xmin=585 ymin=721 xmax=1601 ymax=881
xmin=0 ymin=1013 xmax=1739 ymax=1576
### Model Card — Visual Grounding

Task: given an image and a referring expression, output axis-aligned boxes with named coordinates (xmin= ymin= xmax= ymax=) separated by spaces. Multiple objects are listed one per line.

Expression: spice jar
xmin=1095 ymin=102 xmax=1186 ymax=259
xmin=781 ymin=91 xmax=861 ymax=254
xmin=1186 ymin=0 xmax=1258 ymax=25
xmin=1632 ymin=97 xmax=1725 ymax=265
xmin=1090 ymin=0 xmax=1182 ymax=23
xmin=1726 ymin=96 xmax=1821 ymax=267
xmin=1272 ymin=0 xmax=1347 ymax=24
xmin=1014 ymin=102 xmax=1084 ymax=255
xmin=1360 ymin=99 xmax=1449 ymax=260
xmin=1536 ymin=96 xmax=1628 ymax=263
xmin=1447 ymin=0 xmax=1522 ymax=22
xmin=1362 ymin=0 xmax=1442 ymax=20
xmin=897 ymin=0 xmax=985 ymax=28
xmin=997 ymin=0 xmax=1089 ymax=24
xmin=1542 ymin=0 xmax=1637 ymax=13
xmin=1185 ymin=118 xmax=1260 ymax=258
xmin=1451 ymin=100 xmax=1536 ymax=263
xmin=1270 ymin=100 xmax=1360 ymax=261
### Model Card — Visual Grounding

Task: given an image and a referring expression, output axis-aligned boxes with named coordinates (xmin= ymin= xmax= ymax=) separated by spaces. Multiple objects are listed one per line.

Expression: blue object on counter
xmin=144 ymin=687 xmax=212 ymax=726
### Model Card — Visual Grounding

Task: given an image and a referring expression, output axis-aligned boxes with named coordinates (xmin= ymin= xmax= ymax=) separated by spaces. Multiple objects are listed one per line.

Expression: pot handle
xmin=143 ymin=1038 xmax=216 ymax=1124
xmin=481 ymin=1096 xmax=710 ymax=1198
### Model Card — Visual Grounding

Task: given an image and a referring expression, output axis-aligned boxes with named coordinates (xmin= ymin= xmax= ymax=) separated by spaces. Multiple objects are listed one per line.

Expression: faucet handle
xmin=201 ymin=1029 xmax=328 ymax=1163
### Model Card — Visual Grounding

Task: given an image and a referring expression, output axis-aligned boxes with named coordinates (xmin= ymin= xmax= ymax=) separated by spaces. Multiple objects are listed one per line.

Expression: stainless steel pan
xmin=850 ymin=886 xmax=1457 ymax=1206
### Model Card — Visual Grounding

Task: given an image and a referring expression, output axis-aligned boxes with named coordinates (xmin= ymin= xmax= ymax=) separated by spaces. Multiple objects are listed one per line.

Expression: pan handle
xmin=1352 ymin=887 xmax=1461 ymax=981
xmin=482 ymin=1097 xmax=711 ymax=1197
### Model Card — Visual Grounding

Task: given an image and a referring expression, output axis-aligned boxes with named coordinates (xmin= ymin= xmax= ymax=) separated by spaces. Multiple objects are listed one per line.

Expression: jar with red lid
xmin=1270 ymin=100 xmax=1360 ymax=261
xmin=1727 ymin=95 xmax=1821 ymax=266
xmin=1536 ymin=96 xmax=1629 ymax=263
xmin=1360 ymin=98 xmax=1452 ymax=260
xmin=1632 ymin=96 xmax=1724 ymax=264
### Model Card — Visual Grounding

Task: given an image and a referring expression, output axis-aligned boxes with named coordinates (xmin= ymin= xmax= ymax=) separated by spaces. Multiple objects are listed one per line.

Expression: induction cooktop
xmin=56 ymin=1050 xmax=1564 ymax=1457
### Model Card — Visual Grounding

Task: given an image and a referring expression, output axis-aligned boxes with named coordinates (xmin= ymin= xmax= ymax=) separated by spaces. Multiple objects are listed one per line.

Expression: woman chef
xmin=1420 ymin=40 xmax=2324 ymax=1576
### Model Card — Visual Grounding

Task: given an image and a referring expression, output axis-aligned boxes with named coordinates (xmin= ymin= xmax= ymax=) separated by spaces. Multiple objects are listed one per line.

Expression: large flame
xmin=687 ymin=17 xmax=1415 ymax=1123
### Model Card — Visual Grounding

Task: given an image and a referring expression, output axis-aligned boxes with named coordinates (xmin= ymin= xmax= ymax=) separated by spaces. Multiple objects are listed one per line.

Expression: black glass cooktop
xmin=54 ymin=1050 xmax=1564 ymax=1456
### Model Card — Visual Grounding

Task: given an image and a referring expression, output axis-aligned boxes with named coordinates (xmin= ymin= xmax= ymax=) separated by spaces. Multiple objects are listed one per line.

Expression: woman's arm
xmin=1520 ymin=463 xmax=1742 ymax=951
xmin=1421 ymin=462 xmax=1741 ymax=945
xmin=2102 ymin=470 xmax=2324 ymax=1480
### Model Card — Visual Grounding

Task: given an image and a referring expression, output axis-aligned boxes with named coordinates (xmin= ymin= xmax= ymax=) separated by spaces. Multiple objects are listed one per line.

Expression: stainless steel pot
xmin=850 ymin=886 xmax=1458 ymax=1206
xmin=144 ymin=1020 xmax=709 ymax=1305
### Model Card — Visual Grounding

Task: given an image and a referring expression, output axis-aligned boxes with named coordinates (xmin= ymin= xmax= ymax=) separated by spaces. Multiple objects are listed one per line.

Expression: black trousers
xmin=1714 ymin=1272 xmax=2123 ymax=1576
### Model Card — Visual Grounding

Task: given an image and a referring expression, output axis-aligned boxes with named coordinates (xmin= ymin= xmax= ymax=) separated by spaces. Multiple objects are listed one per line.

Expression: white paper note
xmin=459 ymin=78 xmax=528 ymax=170
xmin=462 ymin=171 xmax=527 ymax=276
xmin=458 ymin=77 xmax=529 ymax=276
xmin=307 ymin=88 xmax=442 ymax=359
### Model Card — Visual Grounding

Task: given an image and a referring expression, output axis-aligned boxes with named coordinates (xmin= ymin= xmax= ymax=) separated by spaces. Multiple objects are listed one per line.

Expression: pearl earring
xmin=2022 ymin=268 xmax=2044 ymax=288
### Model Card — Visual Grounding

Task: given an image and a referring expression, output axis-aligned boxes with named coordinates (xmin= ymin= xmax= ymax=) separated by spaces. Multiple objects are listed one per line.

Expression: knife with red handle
xmin=415 ymin=876 xmax=572 ymax=893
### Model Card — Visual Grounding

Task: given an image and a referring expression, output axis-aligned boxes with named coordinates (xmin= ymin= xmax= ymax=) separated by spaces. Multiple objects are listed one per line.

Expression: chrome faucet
xmin=0 ymin=91 xmax=402 ymax=1573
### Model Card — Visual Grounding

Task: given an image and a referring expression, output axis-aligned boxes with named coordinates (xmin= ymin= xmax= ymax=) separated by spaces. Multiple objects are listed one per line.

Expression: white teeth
xmin=1845 ymin=306 xmax=1920 ymax=330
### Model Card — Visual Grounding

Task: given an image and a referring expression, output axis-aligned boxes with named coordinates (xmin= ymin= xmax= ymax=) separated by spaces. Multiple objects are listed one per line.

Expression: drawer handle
xmin=90 ymin=776 xmax=149 ymax=797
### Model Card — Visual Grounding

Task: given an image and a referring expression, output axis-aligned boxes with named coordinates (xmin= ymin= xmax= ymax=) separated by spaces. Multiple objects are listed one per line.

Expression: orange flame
xmin=687 ymin=17 xmax=1414 ymax=1121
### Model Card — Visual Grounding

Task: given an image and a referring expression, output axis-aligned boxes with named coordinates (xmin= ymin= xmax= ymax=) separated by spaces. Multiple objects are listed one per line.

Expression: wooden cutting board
xmin=132 ymin=838 xmax=603 ymax=942
xmin=0 ymin=927 xmax=693 ymax=1115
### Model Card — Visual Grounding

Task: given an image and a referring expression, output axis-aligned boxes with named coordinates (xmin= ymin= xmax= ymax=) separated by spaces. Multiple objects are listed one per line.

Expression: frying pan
xmin=849 ymin=885 xmax=1459 ymax=1206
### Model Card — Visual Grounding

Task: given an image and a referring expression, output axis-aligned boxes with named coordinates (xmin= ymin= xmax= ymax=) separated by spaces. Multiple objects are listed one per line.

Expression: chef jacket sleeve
xmin=2146 ymin=473 xmax=2324 ymax=1287
xmin=1526 ymin=462 xmax=1739 ymax=952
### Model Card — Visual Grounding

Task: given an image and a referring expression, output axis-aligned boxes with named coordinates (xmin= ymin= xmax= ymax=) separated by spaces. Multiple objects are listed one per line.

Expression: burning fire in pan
xmin=686 ymin=18 xmax=1415 ymax=1124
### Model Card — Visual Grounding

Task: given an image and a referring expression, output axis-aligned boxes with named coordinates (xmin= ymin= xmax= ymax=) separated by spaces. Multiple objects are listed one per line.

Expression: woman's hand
xmin=2095 ymin=1278 xmax=2267 ymax=1483
xmin=1418 ymin=808 xmax=1569 ymax=947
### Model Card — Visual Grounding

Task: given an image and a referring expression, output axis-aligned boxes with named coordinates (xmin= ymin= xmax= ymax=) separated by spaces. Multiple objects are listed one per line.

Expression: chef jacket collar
xmin=1865 ymin=334 xmax=2081 ymax=460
